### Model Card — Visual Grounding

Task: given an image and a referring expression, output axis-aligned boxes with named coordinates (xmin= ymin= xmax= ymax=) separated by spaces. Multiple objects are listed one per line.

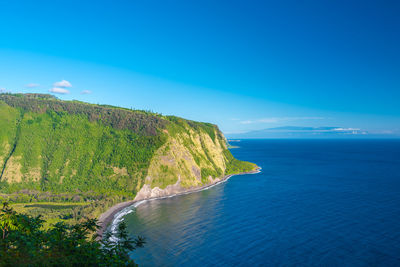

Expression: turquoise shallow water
xmin=122 ymin=139 xmax=400 ymax=266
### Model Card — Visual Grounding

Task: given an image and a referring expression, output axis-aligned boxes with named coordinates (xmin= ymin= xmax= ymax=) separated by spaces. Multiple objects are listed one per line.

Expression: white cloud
xmin=333 ymin=127 xmax=360 ymax=131
xmin=0 ymin=88 xmax=6 ymax=93
xmin=53 ymin=80 xmax=72 ymax=88
xmin=240 ymin=117 xmax=325 ymax=124
xmin=49 ymin=87 xmax=70 ymax=94
xmin=26 ymin=83 xmax=40 ymax=88
xmin=81 ymin=90 xmax=92 ymax=95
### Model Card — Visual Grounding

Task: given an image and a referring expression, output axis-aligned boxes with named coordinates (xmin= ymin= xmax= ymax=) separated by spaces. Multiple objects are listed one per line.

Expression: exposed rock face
xmin=208 ymin=176 xmax=221 ymax=184
xmin=138 ymin=126 xmax=231 ymax=199
xmin=134 ymin=177 xmax=184 ymax=201
xmin=2 ymin=155 xmax=23 ymax=183
xmin=134 ymin=128 xmax=232 ymax=201
xmin=134 ymin=175 xmax=223 ymax=201
xmin=146 ymin=129 xmax=228 ymax=189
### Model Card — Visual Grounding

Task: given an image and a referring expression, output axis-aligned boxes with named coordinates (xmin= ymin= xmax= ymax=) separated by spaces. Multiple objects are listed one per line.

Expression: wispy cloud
xmin=26 ymin=83 xmax=40 ymax=88
xmin=81 ymin=90 xmax=92 ymax=95
xmin=49 ymin=80 xmax=72 ymax=94
xmin=240 ymin=117 xmax=325 ymax=124
xmin=0 ymin=87 xmax=6 ymax=93
xmin=53 ymin=80 xmax=72 ymax=88
xmin=49 ymin=87 xmax=70 ymax=94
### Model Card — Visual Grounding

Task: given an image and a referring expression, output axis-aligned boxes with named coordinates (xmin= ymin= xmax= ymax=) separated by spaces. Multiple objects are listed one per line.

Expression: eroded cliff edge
xmin=134 ymin=123 xmax=258 ymax=201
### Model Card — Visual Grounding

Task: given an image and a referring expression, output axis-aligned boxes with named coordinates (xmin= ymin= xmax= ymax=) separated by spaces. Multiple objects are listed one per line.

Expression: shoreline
xmin=97 ymin=167 xmax=261 ymax=238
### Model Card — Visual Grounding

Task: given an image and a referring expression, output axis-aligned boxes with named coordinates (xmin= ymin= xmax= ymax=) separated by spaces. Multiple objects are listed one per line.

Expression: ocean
xmin=121 ymin=139 xmax=400 ymax=266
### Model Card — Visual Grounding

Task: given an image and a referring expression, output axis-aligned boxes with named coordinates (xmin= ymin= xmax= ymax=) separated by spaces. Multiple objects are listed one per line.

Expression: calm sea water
xmin=123 ymin=139 xmax=400 ymax=266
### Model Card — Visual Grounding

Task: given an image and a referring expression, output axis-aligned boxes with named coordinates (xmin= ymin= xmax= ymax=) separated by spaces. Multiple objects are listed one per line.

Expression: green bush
xmin=0 ymin=202 xmax=144 ymax=266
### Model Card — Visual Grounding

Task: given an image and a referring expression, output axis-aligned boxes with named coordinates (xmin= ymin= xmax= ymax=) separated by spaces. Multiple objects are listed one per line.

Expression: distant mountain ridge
xmin=227 ymin=126 xmax=371 ymax=139
xmin=263 ymin=126 xmax=354 ymax=131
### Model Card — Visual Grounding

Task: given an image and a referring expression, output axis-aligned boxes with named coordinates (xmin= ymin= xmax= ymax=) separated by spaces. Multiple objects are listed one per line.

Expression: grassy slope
xmin=0 ymin=93 xmax=256 ymax=226
xmin=0 ymin=94 xmax=168 ymax=196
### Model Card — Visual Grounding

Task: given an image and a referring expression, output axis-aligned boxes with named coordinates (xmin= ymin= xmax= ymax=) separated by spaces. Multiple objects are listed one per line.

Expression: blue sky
xmin=0 ymin=0 xmax=399 ymax=135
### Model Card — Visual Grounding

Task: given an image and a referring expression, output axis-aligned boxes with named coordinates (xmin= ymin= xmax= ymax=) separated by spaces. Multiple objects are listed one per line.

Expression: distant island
xmin=225 ymin=126 xmax=397 ymax=139
xmin=0 ymin=93 xmax=257 ymax=231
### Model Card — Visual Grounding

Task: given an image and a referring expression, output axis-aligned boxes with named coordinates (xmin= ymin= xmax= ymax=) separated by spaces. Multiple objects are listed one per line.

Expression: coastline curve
xmin=97 ymin=168 xmax=261 ymax=238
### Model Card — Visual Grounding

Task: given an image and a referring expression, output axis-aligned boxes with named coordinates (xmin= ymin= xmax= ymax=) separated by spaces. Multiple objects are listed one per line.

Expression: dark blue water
xmin=124 ymin=139 xmax=400 ymax=266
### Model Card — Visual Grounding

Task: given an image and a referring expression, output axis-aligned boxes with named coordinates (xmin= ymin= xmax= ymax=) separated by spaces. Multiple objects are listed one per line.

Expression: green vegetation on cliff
xmin=0 ymin=93 xmax=167 ymax=196
xmin=0 ymin=93 xmax=257 ymax=224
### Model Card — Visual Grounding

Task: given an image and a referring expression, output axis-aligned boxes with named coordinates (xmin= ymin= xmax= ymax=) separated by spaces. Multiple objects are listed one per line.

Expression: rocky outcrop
xmin=134 ymin=176 xmax=184 ymax=201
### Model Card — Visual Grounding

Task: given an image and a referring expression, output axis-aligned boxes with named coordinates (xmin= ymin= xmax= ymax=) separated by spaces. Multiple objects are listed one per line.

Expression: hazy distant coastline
xmin=227 ymin=126 xmax=400 ymax=139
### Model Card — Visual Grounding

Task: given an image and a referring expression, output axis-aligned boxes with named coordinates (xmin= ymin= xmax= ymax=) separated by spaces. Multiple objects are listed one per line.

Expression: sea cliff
xmin=0 ymin=93 xmax=257 ymax=226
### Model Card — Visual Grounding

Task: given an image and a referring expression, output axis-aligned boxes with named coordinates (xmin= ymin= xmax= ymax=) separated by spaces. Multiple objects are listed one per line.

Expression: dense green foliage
xmin=0 ymin=202 xmax=144 ymax=266
xmin=0 ymin=94 xmax=256 ymax=193
xmin=0 ymin=94 xmax=168 ymax=195
xmin=0 ymin=93 xmax=166 ymax=136
xmin=223 ymin=149 xmax=258 ymax=175
xmin=0 ymin=93 xmax=256 ymax=228
xmin=1 ymin=93 xmax=248 ymax=196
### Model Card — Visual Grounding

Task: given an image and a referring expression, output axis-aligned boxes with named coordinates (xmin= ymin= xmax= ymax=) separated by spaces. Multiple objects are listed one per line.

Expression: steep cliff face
xmin=134 ymin=123 xmax=232 ymax=200
xmin=0 ymin=94 xmax=257 ymax=198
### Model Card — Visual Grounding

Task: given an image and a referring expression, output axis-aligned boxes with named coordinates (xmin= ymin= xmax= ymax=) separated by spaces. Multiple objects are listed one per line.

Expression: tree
xmin=0 ymin=202 xmax=144 ymax=266
xmin=0 ymin=202 xmax=19 ymax=239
